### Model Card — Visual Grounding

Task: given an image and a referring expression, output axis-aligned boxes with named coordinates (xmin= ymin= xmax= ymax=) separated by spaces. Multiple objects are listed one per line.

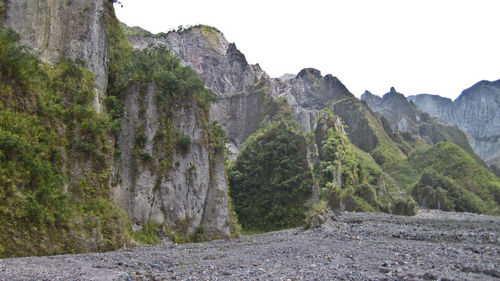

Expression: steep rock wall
xmin=4 ymin=2 xmax=233 ymax=241
xmin=3 ymin=0 xmax=108 ymax=111
xmin=112 ymin=82 xmax=231 ymax=237
xmin=127 ymin=27 xmax=382 ymax=153
xmin=127 ymin=27 xmax=267 ymax=154
xmin=361 ymin=88 xmax=428 ymax=134
xmin=409 ymin=80 xmax=500 ymax=174
xmin=361 ymin=88 xmax=484 ymax=165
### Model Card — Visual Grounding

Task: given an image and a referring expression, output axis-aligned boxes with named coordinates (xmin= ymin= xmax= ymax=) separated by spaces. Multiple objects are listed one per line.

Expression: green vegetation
xmin=0 ymin=0 xmax=6 ymax=22
xmin=303 ymin=200 xmax=327 ymax=230
xmin=177 ymin=134 xmax=191 ymax=153
xmin=229 ymin=99 xmax=312 ymax=232
xmin=313 ymin=110 xmax=418 ymax=216
xmin=119 ymin=22 xmax=153 ymax=37
xmin=129 ymin=220 xmax=161 ymax=245
xmin=417 ymin=122 xmax=485 ymax=166
xmin=105 ymin=5 xmax=239 ymax=241
xmin=410 ymin=142 xmax=500 ymax=214
xmin=0 ymin=25 xmax=128 ymax=257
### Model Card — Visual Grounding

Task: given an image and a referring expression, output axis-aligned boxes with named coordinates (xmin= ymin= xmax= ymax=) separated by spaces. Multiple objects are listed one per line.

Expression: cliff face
xmin=127 ymin=27 xmax=381 ymax=153
xmin=361 ymin=88 xmax=429 ymax=134
xmin=3 ymin=0 xmax=109 ymax=111
xmin=1 ymin=1 xmax=233 ymax=252
xmin=112 ymin=82 xmax=230 ymax=237
xmin=128 ymin=27 xmax=267 ymax=157
xmin=408 ymin=80 xmax=500 ymax=175
xmin=361 ymin=88 xmax=483 ymax=165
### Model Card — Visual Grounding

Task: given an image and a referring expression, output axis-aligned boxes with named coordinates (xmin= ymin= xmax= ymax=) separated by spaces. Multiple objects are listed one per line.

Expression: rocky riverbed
xmin=1 ymin=209 xmax=499 ymax=280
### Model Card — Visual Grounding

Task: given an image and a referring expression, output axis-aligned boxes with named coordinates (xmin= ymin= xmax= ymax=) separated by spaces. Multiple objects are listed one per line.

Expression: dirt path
xmin=1 ymin=210 xmax=499 ymax=280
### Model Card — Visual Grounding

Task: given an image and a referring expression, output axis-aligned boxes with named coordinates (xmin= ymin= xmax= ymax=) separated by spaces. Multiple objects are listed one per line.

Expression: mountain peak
xmin=297 ymin=68 xmax=322 ymax=79
xmin=458 ymin=79 xmax=500 ymax=100
xmin=277 ymin=73 xmax=296 ymax=81
xmin=361 ymin=90 xmax=377 ymax=99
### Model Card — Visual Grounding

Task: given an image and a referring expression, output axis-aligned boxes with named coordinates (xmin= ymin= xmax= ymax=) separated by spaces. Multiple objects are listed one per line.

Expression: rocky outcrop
xmin=128 ymin=27 xmax=267 ymax=153
xmin=409 ymin=80 xmax=500 ymax=174
xmin=361 ymin=87 xmax=485 ymax=166
xmin=3 ymin=3 xmax=232 ymax=243
xmin=3 ymin=0 xmax=108 ymax=111
xmin=127 ymin=26 xmax=382 ymax=153
xmin=112 ymin=82 xmax=231 ymax=237
xmin=277 ymin=73 xmax=296 ymax=81
xmin=361 ymin=88 xmax=429 ymax=134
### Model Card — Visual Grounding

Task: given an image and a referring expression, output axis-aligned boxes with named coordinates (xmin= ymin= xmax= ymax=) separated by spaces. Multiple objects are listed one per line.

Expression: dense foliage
xmin=0 ymin=4 xmax=231 ymax=256
xmin=315 ymin=111 xmax=416 ymax=215
xmin=105 ymin=6 xmax=237 ymax=242
xmin=229 ymin=101 xmax=312 ymax=232
xmin=411 ymin=142 xmax=500 ymax=214
xmin=0 ymin=25 xmax=128 ymax=257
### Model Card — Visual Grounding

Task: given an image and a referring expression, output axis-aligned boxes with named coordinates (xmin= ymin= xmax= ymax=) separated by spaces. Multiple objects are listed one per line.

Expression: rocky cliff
xmin=3 ymin=0 xmax=109 ymax=112
xmin=408 ymin=80 xmax=500 ymax=175
xmin=105 ymin=7 xmax=234 ymax=239
xmin=127 ymin=27 xmax=381 ymax=154
xmin=0 ymin=1 xmax=233 ymax=257
xmin=112 ymin=81 xmax=231 ymax=238
xmin=127 ymin=25 xmax=422 ymax=217
xmin=361 ymin=88 xmax=484 ymax=165
xmin=361 ymin=87 xmax=429 ymax=134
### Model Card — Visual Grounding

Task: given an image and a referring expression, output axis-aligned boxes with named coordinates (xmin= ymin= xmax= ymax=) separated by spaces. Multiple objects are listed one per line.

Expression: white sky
xmin=114 ymin=0 xmax=500 ymax=100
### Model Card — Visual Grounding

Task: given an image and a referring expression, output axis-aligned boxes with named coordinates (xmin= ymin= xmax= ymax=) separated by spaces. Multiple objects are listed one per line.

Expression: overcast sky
xmin=114 ymin=0 xmax=500 ymax=100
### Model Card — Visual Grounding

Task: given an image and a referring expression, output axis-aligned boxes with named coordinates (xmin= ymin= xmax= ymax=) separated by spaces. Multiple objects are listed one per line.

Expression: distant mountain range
xmin=361 ymin=81 xmax=500 ymax=176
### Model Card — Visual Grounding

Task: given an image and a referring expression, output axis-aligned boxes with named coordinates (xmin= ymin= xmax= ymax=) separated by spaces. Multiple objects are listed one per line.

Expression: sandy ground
xmin=0 ymin=209 xmax=499 ymax=281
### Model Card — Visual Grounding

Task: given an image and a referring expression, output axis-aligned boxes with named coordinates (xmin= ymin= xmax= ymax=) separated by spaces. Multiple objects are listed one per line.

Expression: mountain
xmin=127 ymin=28 xmax=382 ymax=153
xmin=0 ymin=0 xmax=234 ymax=257
xmin=408 ymin=80 xmax=500 ymax=175
xmin=1 ymin=0 xmax=499 ymax=258
xmin=361 ymin=88 xmax=485 ymax=166
xmin=277 ymin=73 xmax=296 ymax=80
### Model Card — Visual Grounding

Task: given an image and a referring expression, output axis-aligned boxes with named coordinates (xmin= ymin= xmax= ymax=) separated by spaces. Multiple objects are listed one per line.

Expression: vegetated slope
xmin=0 ymin=25 xmax=128 ymax=257
xmin=362 ymin=89 xmax=500 ymax=214
xmin=0 ymin=2 xmax=237 ymax=258
xmin=408 ymin=80 xmax=500 ymax=175
xmin=411 ymin=142 xmax=500 ymax=214
xmin=105 ymin=10 xmax=236 ymax=241
xmin=313 ymin=110 xmax=417 ymax=216
xmin=229 ymin=98 xmax=312 ymax=232
xmin=361 ymin=87 xmax=486 ymax=167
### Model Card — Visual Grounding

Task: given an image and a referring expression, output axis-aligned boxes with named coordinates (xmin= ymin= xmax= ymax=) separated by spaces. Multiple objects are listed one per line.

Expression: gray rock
xmin=3 ymin=0 xmax=109 ymax=112
xmin=2 ymin=210 xmax=499 ymax=280
xmin=112 ymin=82 xmax=231 ymax=238
xmin=408 ymin=80 xmax=500 ymax=175
xmin=276 ymin=73 xmax=296 ymax=81
xmin=362 ymin=87 xmax=487 ymax=166
xmin=127 ymin=26 xmax=381 ymax=153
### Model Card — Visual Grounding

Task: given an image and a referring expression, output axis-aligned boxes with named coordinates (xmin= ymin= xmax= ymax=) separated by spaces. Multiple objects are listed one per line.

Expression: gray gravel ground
xmin=0 ymin=209 xmax=499 ymax=280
